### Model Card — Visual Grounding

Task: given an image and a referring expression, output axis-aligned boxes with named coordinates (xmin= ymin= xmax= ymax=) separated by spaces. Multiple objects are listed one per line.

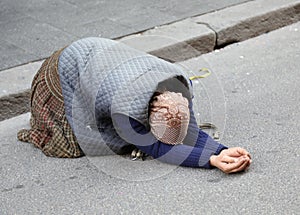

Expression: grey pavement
xmin=1 ymin=21 xmax=299 ymax=214
xmin=0 ymin=0 xmax=251 ymax=71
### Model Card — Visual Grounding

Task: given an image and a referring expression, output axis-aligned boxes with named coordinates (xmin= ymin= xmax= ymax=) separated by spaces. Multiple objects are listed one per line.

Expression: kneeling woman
xmin=18 ymin=37 xmax=251 ymax=173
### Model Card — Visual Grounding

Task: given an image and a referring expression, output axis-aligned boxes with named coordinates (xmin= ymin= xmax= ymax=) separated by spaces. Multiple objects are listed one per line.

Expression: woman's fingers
xmin=221 ymin=157 xmax=249 ymax=173
xmin=221 ymin=155 xmax=238 ymax=164
xmin=236 ymin=147 xmax=251 ymax=158
xmin=221 ymin=148 xmax=243 ymax=158
xmin=230 ymin=158 xmax=250 ymax=173
xmin=223 ymin=147 xmax=252 ymax=161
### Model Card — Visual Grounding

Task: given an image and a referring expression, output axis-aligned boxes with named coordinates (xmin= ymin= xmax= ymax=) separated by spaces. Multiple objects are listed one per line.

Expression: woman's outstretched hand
xmin=210 ymin=147 xmax=252 ymax=173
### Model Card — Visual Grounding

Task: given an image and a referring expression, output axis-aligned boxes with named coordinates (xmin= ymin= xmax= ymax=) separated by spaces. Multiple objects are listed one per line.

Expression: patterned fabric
xmin=149 ymin=91 xmax=190 ymax=145
xmin=17 ymin=48 xmax=84 ymax=158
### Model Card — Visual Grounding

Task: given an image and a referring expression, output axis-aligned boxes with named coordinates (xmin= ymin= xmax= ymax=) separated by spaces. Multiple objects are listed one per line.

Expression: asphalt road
xmin=0 ymin=22 xmax=299 ymax=214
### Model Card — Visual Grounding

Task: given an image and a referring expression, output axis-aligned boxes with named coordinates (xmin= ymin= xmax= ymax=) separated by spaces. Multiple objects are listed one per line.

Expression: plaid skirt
xmin=17 ymin=49 xmax=84 ymax=158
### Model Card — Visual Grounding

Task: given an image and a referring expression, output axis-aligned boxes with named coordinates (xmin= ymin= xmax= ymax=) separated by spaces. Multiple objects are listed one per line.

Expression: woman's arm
xmin=112 ymin=113 xmax=227 ymax=168
xmin=132 ymin=117 xmax=228 ymax=168
xmin=113 ymin=113 xmax=252 ymax=172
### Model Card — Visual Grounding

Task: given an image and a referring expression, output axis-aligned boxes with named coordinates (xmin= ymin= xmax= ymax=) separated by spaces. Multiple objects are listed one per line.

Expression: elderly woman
xmin=18 ymin=37 xmax=251 ymax=173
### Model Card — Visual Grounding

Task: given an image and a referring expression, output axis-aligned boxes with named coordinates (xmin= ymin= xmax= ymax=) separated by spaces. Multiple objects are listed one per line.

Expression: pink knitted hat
xmin=149 ymin=91 xmax=190 ymax=145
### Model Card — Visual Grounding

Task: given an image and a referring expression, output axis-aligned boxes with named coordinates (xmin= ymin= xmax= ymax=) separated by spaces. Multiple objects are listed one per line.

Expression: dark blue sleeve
xmin=129 ymin=118 xmax=227 ymax=168
xmin=112 ymin=113 xmax=227 ymax=168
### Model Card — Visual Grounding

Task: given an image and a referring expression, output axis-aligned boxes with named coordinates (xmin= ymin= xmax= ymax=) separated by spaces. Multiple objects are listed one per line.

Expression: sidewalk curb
xmin=192 ymin=0 xmax=300 ymax=48
xmin=1 ymin=0 xmax=300 ymax=121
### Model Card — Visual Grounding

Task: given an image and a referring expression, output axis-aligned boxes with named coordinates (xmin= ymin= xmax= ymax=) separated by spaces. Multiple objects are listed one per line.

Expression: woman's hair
xmin=148 ymin=91 xmax=163 ymax=118
xmin=148 ymin=75 xmax=189 ymax=118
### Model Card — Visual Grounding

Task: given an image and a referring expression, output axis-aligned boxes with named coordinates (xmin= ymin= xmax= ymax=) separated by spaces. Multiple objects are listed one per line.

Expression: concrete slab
xmin=0 ymin=0 xmax=251 ymax=71
xmin=1 ymin=22 xmax=299 ymax=214
xmin=0 ymin=61 xmax=43 ymax=97
xmin=0 ymin=40 xmax=38 ymax=70
xmin=1 ymin=16 xmax=78 ymax=59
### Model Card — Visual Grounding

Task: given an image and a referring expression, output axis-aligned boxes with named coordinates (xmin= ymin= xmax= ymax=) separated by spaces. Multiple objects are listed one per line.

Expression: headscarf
xmin=149 ymin=91 xmax=190 ymax=145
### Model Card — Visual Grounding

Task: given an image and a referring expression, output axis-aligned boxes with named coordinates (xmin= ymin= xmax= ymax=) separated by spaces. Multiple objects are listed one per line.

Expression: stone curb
xmin=120 ymin=0 xmax=300 ymax=60
xmin=192 ymin=0 xmax=300 ymax=48
xmin=1 ymin=0 xmax=300 ymax=121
